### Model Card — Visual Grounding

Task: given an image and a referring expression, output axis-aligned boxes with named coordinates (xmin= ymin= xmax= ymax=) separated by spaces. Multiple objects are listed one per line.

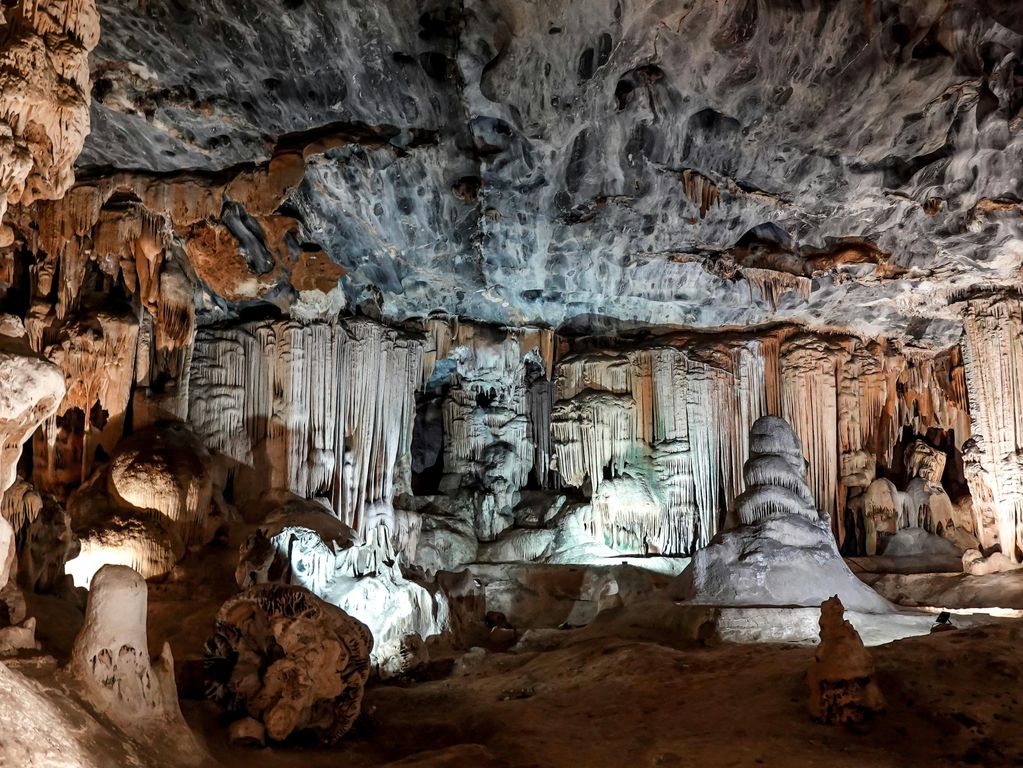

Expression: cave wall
xmin=0 ymin=0 xmax=1022 ymax=572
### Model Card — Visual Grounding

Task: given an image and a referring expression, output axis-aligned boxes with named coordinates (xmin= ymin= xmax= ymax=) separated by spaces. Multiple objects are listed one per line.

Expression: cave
xmin=1 ymin=1 xmax=1023 ymax=766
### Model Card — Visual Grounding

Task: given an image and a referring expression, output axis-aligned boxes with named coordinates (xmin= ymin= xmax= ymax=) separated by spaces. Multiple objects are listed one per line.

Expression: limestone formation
xmin=807 ymin=596 xmax=885 ymax=725
xmin=674 ymin=416 xmax=891 ymax=613
xmin=0 ymin=0 xmax=99 ymax=244
xmin=236 ymin=492 xmax=444 ymax=677
xmin=1 ymin=478 xmax=76 ymax=592
xmin=203 ymin=584 xmax=372 ymax=744
xmin=68 ymin=565 xmax=188 ymax=726
xmin=107 ymin=424 xmax=214 ymax=548
xmin=62 ymin=424 xmax=214 ymax=586
xmin=0 ymin=316 xmax=66 ymax=494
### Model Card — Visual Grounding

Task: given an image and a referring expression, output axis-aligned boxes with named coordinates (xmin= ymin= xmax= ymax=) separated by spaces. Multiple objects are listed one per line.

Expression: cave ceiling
xmin=77 ymin=0 xmax=1023 ymax=347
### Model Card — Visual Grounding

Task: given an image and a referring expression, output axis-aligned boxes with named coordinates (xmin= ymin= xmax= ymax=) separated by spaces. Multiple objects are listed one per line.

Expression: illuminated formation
xmin=1 ymin=0 xmax=1023 ymax=764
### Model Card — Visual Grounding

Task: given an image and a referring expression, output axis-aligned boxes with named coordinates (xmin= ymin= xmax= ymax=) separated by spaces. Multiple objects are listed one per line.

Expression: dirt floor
xmin=13 ymin=552 xmax=1023 ymax=768
xmin=177 ymin=615 xmax=1023 ymax=768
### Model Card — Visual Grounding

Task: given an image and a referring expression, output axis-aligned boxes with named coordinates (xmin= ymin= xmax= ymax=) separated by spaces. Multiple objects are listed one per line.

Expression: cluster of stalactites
xmin=31 ymin=310 xmax=140 ymax=496
xmin=959 ymin=298 xmax=1023 ymax=559
xmin=735 ymin=415 xmax=819 ymax=526
xmin=742 ymin=268 xmax=812 ymax=311
xmin=188 ymin=317 xmax=422 ymax=539
xmin=0 ymin=0 xmax=100 ymax=246
xmin=551 ymin=340 xmax=776 ymax=555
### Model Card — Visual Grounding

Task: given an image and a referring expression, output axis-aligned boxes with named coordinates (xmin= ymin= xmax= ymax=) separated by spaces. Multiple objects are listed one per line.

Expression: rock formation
xmin=236 ymin=492 xmax=444 ymax=678
xmin=63 ymin=423 xmax=214 ymax=586
xmin=807 ymin=596 xmax=885 ymax=725
xmin=0 ymin=0 xmax=99 ymax=244
xmin=67 ymin=564 xmax=208 ymax=767
xmin=674 ymin=416 xmax=892 ymax=613
xmin=203 ymin=583 xmax=372 ymax=744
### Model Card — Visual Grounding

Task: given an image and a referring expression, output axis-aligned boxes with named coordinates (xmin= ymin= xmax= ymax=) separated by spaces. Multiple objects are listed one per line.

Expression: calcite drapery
xmin=0 ymin=0 xmax=99 ymax=244
xmin=960 ymin=298 xmax=1023 ymax=560
xmin=189 ymin=317 xmax=422 ymax=538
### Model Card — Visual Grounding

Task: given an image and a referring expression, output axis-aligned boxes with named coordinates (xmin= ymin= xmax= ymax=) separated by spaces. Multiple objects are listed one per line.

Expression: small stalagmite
xmin=806 ymin=596 xmax=885 ymax=724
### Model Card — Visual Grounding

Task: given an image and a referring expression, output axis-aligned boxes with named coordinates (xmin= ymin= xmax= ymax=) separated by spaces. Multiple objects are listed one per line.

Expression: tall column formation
xmin=960 ymin=298 xmax=1023 ymax=560
xmin=189 ymin=318 xmax=422 ymax=538
xmin=0 ymin=0 xmax=99 ymax=245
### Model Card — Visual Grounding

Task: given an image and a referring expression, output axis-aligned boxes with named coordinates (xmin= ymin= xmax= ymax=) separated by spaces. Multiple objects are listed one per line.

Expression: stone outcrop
xmin=203 ymin=583 xmax=372 ymax=744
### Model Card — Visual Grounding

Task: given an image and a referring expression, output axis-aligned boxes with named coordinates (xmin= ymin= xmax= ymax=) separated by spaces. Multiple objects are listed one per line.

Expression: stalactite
xmin=780 ymin=333 xmax=845 ymax=540
xmin=0 ymin=0 xmax=99 ymax=244
xmin=681 ymin=169 xmax=719 ymax=218
xmin=725 ymin=339 xmax=777 ymax=518
xmin=551 ymin=392 xmax=635 ymax=489
xmin=742 ymin=268 xmax=812 ymax=310
xmin=960 ymin=298 xmax=1023 ymax=560
xmin=0 ymin=479 xmax=43 ymax=537
xmin=189 ymin=318 xmax=422 ymax=540
xmin=32 ymin=310 xmax=139 ymax=496
xmin=685 ymin=356 xmax=733 ymax=547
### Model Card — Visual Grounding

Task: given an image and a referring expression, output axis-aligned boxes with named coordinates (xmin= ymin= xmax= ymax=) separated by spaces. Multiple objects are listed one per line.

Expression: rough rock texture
xmin=61 ymin=0 xmax=1023 ymax=348
xmin=1 ymin=478 xmax=76 ymax=592
xmin=107 ymin=424 xmax=213 ymax=547
xmin=0 ymin=316 xmax=66 ymax=494
xmin=0 ymin=0 xmax=99 ymax=245
xmin=237 ymin=493 xmax=445 ymax=677
xmin=807 ymin=596 xmax=885 ymax=725
xmin=674 ymin=416 xmax=892 ymax=613
xmin=203 ymin=583 xmax=373 ymax=744
xmin=63 ymin=424 xmax=215 ymax=587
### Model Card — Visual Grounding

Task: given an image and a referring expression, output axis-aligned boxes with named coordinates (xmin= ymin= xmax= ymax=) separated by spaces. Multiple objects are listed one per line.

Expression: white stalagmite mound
xmin=67 ymin=564 xmax=208 ymax=762
xmin=236 ymin=492 xmax=446 ymax=678
xmin=674 ymin=416 xmax=892 ymax=613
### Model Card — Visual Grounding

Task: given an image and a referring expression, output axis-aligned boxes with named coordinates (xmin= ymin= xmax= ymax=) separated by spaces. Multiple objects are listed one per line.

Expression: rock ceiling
xmin=72 ymin=0 xmax=1023 ymax=347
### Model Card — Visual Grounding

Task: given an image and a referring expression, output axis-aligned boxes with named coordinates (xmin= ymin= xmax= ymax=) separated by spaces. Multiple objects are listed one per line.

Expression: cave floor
xmin=181 ymin=618 xmax=1023 ymax=768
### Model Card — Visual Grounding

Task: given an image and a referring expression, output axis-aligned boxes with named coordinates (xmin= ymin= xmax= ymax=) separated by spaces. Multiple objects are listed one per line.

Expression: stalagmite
xmin=807 ymin=596 xmax=885 ymax=725
xmin=68 ymin=565 xmax=187 ymax=726
xmin=675 ymin=416 xmax=892 ymax=613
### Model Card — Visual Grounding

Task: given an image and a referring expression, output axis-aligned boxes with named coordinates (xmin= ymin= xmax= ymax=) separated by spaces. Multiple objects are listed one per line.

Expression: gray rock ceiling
xmin=81 ymin=0 xmax=1023 ymax=346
